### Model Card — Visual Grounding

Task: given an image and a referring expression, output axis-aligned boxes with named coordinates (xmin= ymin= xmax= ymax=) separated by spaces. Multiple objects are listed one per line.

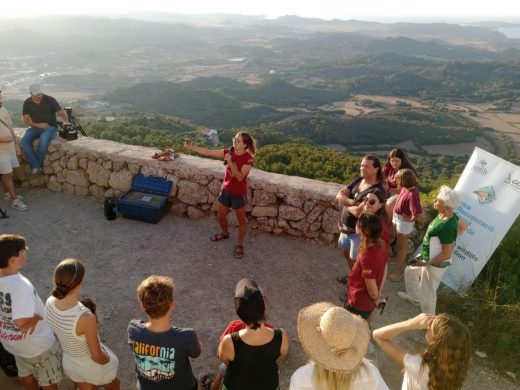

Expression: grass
xmin=438 ymin=283 xmax=520 ymax=381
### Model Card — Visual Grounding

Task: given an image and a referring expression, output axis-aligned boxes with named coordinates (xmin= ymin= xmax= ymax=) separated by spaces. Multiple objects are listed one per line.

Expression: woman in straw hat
xmin=290 ymin=302 xmax=388 ymax=390
xmin=373 ymin=313 xmax=470 ymax=390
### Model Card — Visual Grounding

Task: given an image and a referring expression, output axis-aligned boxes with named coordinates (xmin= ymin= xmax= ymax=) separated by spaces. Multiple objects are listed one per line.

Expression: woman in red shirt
xmin=184 ymin=132 xmax=256 ymax=259
xmin=345 ymin=213 xmax=387 ymax=324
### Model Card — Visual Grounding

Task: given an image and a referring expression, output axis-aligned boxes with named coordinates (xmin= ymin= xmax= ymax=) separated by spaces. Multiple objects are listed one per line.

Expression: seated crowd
xmin=1 ymin=231 xmax=471 ymax=390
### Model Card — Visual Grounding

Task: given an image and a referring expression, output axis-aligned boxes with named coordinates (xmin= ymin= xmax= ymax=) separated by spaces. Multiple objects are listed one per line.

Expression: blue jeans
xmin=20 ymin=127 xmax=57 ymax=169
xmin=338 ymin=232 xmax=360 ymax=260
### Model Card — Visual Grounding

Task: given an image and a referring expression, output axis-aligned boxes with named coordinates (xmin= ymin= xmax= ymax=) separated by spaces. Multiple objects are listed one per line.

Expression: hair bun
xmin=52 ymin=284 xmax=70 ymax=299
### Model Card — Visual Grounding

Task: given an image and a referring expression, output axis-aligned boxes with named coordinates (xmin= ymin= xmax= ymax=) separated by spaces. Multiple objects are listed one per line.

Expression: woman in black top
xmin=217 ymin=278 xmax=289 ymax=390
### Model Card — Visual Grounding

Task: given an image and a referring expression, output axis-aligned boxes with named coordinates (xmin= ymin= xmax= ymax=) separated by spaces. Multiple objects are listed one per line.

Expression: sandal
xmin=211 ymin=232 xmax=230 ymax=241
xmin=235 ymin=245 xmax=244 ymax=259
xmin=389 ymin=272 xmax=403 ymax=282
xmin=199 ymin=373 xmax=215 ymax=390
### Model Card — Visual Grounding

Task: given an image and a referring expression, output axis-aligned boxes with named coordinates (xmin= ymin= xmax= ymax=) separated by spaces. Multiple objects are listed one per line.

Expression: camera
xmin=58 ymin=107 xmax=87 ymax=140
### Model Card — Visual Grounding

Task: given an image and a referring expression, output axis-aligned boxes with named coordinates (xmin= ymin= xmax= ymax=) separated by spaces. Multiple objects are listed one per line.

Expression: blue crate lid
xmin=131 ymin=174 xmax=173 ymax=196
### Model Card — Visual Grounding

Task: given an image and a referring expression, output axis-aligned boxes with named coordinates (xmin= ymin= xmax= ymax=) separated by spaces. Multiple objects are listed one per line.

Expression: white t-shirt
xmin=289 ymin=360 xmax=389 ymax=390
xmin=0 ymin=273 xmax=55 ymax=358
xmin=0 ymin=107 xmax=16 ymax=154
xmin=402 ymin=354 xmax=430 ymax=390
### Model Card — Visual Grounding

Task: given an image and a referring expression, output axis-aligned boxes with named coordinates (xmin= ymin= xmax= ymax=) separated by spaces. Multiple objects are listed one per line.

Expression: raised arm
xmin=373 ymin=313 xmax=435 ymax=366
xmin=184 ymin=138 xmax=225 ymax=159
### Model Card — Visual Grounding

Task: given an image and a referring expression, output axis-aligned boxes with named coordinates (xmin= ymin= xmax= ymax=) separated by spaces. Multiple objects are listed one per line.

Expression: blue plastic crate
xmin=117 ymin=174 xmax=173 ymax=223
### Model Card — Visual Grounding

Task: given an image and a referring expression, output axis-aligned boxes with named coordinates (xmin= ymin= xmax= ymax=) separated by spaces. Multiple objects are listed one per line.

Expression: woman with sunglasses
xmin=185 ymin=132 xmax=257 ymax=259
xmin=343 ymin=213 xmax=387 ymax=324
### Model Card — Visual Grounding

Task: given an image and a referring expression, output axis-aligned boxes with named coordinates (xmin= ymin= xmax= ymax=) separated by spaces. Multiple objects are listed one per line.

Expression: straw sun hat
xmin=297 ymin=302 xmax=370 ymax=373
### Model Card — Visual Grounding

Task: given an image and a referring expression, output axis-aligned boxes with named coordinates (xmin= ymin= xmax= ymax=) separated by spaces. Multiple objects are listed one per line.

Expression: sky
xmin=2 ymin=0 xmax=520 ymax=21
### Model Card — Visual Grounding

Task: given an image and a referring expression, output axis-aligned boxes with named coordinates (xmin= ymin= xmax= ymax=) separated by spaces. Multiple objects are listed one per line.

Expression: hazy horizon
xmin=2 ymin=0 xmax=520 ymax=23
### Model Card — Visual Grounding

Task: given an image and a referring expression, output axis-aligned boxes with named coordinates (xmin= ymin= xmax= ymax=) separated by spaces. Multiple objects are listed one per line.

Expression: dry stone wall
xmin=15 ymin=131 xmax=344 ymax=245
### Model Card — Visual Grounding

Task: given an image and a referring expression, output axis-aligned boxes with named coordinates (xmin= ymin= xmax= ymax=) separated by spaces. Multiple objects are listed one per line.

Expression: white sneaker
xmin=11 ymin=198 xmax=29 ymax=211
xmin=397 ymin=291 xmax=420 ymax=306
xmin=3 ymin=192 xmax=24 ymax=201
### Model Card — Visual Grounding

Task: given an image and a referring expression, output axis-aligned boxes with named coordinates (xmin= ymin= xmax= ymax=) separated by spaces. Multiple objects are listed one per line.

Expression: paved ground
xmin=0 ymin=188 xmax=516 ymax=389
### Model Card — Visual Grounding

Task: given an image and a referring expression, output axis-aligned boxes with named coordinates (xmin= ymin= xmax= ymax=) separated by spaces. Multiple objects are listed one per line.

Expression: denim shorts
xmin=338 ymin=232 xmax=360 ymax=260
xmin=218 ymin=189 xmax=247 ymax=209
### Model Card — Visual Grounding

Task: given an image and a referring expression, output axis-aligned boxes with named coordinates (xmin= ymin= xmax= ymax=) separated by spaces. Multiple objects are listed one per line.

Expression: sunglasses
xmin=366 ymin=198 xmax=378 ymax=206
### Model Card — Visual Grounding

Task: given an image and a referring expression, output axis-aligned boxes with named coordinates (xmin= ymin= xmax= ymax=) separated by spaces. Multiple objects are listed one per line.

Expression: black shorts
xmin=218 ymin=189 xmax=247 ymax=209
xmin=344 ymin=303 xmax=373 ymax=320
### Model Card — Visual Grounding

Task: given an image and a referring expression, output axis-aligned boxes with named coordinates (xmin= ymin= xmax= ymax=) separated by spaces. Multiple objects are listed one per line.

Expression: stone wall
xmin=15 ymin=131 xmax=344 ymax=245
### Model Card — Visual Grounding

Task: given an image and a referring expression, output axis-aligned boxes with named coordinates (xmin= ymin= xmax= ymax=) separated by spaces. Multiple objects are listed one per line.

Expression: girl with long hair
xmin=184 ymin=131 xmax=256 ymax=259
xmin=44 ymin=259 xmax=120 ymax=390
xmin=389 ymin=169 xmax=423 ymax=282
xmin=373 ymin=313 xmax=470 ymax=390
xmin=290 ymin=302 xmax=388 ymax=390
xmin=343 ymin=214 xmax=387 ymax=324
xmin=383 ymin=148 xmax=417 ymax=194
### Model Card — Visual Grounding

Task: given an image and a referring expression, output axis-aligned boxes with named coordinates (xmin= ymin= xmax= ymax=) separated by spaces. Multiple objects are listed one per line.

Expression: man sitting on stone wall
xmin=20 ymin=83 xmax=69 ymax=175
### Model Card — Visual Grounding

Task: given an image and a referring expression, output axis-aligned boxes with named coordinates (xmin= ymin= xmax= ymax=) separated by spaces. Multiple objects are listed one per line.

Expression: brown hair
xmin=52 ymin=258 xmax=86 ymax=299
xmin=137 ymin=275 xmax=174 ymax=319
xmin=362 ymin=155 xmax=385 ymax=184
xmin=385 ymin=148 xmax=417 ymax=175
xmin=366 ymin=188 xmax=390 ymax=224
xmin=395 ymin=168 xmax=418 ymax=189
xmin=420 ymin=313 xmax=470 ymax=390
xmin=237 ymin=131 xmax=257 ymax=156
xmin=0 ymin=234 xmax=26 ymax=268
xmin=356 ymin=213 xmax=383 ymax=256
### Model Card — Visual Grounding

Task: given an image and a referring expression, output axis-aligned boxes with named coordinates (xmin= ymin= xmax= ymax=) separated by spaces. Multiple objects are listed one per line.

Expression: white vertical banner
xmin=443 ymin=147 xmax=520 ymax=290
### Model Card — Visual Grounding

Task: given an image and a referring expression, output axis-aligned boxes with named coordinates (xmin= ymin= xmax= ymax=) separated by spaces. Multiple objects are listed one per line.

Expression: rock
xmin=307 ymin=204 xmax=324 ymax=223
xmin=303 ymin=200 xmax=316 ymax=214
xmin=252 ymin=206 xmax=278 ymax=218
xmin=177 ymin=180 xmax=208 ymax=205
xmin=475 ymin=351 xmax=487 ymax=358
xmin=66 ymin=155 xmax=79 ymax=170
xmin=65 ymin=169 xmax=90 ymax=187
xmin=62 ymin=182 xmax=75 ymax=194
xmin=47 ymin=176 xmax=62 ymax=192
xmin=108 ymin=170 xmax=133 ymax=192
xmin=208 ymin=179 xmax=222 ymax=195
xmin=258 ymin=224 xmax=273 ymax=233
xmin=171 ymin=203 xmax=188 ymax=216
xmin=277 ymin=218 xmax=289 ymax=228
xmin=87 ymin=161 xmax=110 ymax=187
xmin=320 ymin=232 xmax=336 ymax=243
xmin=187 ymin=206 xmax=206 ymax=219
xmin=284 ymin=194 xmax=303 ymax=208
xmin=290 ymin=219 xmax=310 ymax=231
xmin=89 ymin=184 xmax=105 ymax=198
xmin=321 ymin=208 xmax=341 ymax=233
xmin=252 ymin=189 xmax=277 ymax=206
xmin=102 ymin=160 xmax=113 ymax=170
xmin=279 ymin=204 xmax=306 ymax=221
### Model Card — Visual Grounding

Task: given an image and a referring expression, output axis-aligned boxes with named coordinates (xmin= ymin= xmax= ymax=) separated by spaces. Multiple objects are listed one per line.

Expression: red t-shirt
xmin=219 ymin=319 xmax=274 ymax=341
xmin=347 ymin=244 xmax=387 ymax=312
xmin=380 ymin=215 xmax=391 ymax=256
xmin=222 ymin=149 xmax=254 ymax=195
xmin=383 ymin=165 xmax=398 ymax=189
xmin=394 ymin=186 xmax=422 ymax=217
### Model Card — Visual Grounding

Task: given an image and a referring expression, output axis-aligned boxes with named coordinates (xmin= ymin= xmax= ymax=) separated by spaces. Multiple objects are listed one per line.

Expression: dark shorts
xmin=344 ymin=303 xmax=373 ymax=320
xmin=218 ymin=189 xmax=247 ymax=209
